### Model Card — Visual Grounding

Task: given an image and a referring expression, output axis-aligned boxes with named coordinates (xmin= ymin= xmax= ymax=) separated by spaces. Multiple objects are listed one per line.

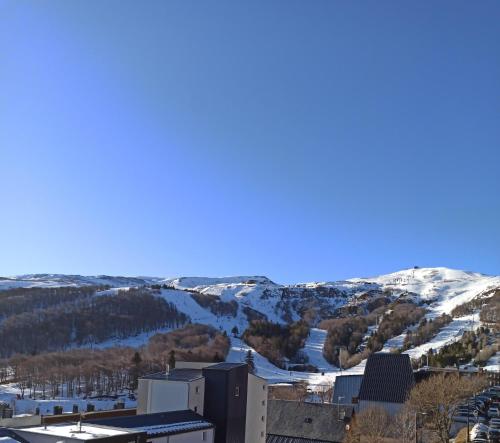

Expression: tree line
xmin=322 ymin=302 xmax=426 ymax=369
xmin=0 ymin=324 xmax=229 ymax=400
xmin=190 ymin=292 xmax=238 ymax=317
xmin=0 ymin=286 xmax=106 ymax=320
xmin=402 ymin=313 xmax=452 ymax=351
xmin=242 ymin=320 xmax=310 ymax=368
xmin=0 ymin=289 xmax=189 ymax=357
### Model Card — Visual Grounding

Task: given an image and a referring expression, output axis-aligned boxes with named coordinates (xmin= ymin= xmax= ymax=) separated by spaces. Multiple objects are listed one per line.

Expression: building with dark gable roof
xmin=358 ymin=353 xmax=415 ymax=415
xmin=266 ymin=400 xmax=354 ymax=443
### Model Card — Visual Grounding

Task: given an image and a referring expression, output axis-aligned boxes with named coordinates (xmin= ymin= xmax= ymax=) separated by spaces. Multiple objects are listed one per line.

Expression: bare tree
xmin=393 ymin=404 xmax=416 ymax=443
xmin=317 ymin=382 xmax=333 ymax=403
xmin=344 ymin=406 xmax=391 ymax=443
xmin=407 ymin=373 xmax=488 ymax=443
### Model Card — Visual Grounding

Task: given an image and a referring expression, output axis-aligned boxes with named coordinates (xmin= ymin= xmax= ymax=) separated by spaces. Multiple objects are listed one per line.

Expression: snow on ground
xmin=382 ymin=313 xmax=479 ymax=356
xmin=403 ymin=314 xmax=477 ymax=359
xmin=1 ymin=267 xmax=498 ymax=389
xmin=86 ymin=327 xmax=174 ymax=349
xmin=0 ymin=383 xmax=136 ymax=415
xmin=227 ymin=335 xmax=364 ymax=388
xmin=374 ymin=267 xmax=498 ymax=356
xmin=484 ymin=352 xmax=500 ymax=372
xmin=0 ymin=275 xmax=159 ymax=291
xmin=159 ymin=289 xmax=248 ymax=334
xmin=302 ymin=329 xmax=337 ymax=372
xmin=354 ymin=267 xmax=500 ymax=312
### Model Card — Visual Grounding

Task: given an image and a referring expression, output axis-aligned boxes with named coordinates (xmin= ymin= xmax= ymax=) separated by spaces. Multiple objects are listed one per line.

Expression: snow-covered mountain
xmin=1 ymin=267 xmax=498 ymax=382
xmin=2 ymin=267 xmax=499 ymax=331
xmin=0 ymin=274 xmax=161 ymax=290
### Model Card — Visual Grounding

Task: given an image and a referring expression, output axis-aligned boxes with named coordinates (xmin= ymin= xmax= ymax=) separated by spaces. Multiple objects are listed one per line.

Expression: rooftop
xmin=86 ymin=410 xmax=213 ymax=437
xmin=202 ymin=362 xmax=246 ymax=371
xmin=141 ymin=368 xmax=203 ymax=382
xmin=266 ymin=400 xmax=353 ymax=443
xmin=15 ymin=424 xmax=133 ymax=441
xmin=358 ymin=353 xmax=415 ymax=404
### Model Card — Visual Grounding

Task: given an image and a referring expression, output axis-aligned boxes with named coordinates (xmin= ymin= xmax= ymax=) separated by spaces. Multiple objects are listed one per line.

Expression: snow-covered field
xmin=0 ymin=383 xmax=136 ymax=415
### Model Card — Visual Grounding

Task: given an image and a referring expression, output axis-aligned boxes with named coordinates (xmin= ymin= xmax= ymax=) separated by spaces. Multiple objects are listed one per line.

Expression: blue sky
xmin=1 ymin=1 xmax=499 ymax=283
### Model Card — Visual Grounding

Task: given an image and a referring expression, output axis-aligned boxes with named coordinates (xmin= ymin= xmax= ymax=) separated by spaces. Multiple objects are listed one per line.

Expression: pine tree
xmin=245 ymin=350 xmax=256 ymax=374
xmin=231 ymin=326 xmax=239 ymax=337
xmin=130 ymin=351 xmax=142 ymax=390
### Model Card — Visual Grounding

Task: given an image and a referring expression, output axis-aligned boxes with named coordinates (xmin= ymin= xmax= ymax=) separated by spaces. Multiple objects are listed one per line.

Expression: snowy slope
xmin=1 ymin=267 xmax=498 ymax=383
xmin=0 ymin=274 xmax=160 ymax=290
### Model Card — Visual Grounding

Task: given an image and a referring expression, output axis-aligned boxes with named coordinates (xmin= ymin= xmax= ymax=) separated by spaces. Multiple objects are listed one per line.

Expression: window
xmin=194 ymin=406 xmax=198 ymax=413
xmin=235 ymin=386 xmax=240 ymax=397
xmin=202 ymin=431 xmax=207 ymax=441
xmin=261 ymin=431 xmax=265 ymax=438
xmin=195 ymin=386 xmax=200 ymax=394
xmin=261 ymin=415 xmax=265 ymax=422
xmin=262 ymin=385 xmax=266 ymax=390
xmin=262 ymin=400 xmax=266 ymax=406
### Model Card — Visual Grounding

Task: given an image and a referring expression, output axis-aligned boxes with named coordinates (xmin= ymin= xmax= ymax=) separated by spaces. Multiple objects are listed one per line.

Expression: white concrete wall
xmin=138 ymin=378 xmax=205 ymax=414
xmin=147 ymin=380 xmax=189 ymax=413
xmin=0 ymin=414 xmax=41 ymax=428
xmin=245 ymin=374 xmax=267 ymax=443
xmin=188 ymin=378 xmax=205 ymax=415
xmin=137 ymin=378 xmax=150 ymax=414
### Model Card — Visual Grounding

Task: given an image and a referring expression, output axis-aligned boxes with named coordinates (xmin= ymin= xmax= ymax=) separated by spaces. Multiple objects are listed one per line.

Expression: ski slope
xmin=1 ymin=267 xmax=498 ymax=383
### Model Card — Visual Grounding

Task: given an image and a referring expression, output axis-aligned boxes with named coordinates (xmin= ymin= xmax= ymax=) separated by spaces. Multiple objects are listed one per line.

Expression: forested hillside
xmin=0 ymin=287 xmax=188 ymax=357
xmin=0 ymin=324 xmax=229 ymax=398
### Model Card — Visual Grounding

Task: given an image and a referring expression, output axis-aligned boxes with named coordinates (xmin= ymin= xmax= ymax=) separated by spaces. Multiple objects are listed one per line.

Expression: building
xmin=266 ymin=400 xmax=353 ymax=443
xmin=358 ymin=353 xmax=415 ymax=415
xmin=13 ymin=410 xmax=215 ymax=443
xmin=202 ymin=363 xmax=248 ymax=443
xmin=245 ymin=374 xmax=267 ymax=443
xmin=13 ymin=423 xmax=144 ymax=443
xmin=331 ymin=375 xmax=363 ymax=408
xmin=138 ymin=362 xmax=267 ymax=443
xmin=87 ymin=410 xmax=214 ymax=443
xmin=137 ymin=369 xmax=205 ymax=415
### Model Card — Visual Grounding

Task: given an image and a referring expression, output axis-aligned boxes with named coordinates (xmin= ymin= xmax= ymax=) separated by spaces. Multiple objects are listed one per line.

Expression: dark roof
xmin=267 ymin=434 xmax=332 ymax=443
xmin=332 ymin=375 xmax=363 ymax=405
xmin=358 ymin=353 xmax=415 ymax=404
xmin=0 ymin=428 xmax=28 ymax=443
xmin=141 ymin=369 xmax=203 ymax=382
xmin=86 ymin=410 xmax=213 ymax=437
xmin=266 ymin=400 xmax=353 ymax=443
xmin=202 ymin=362 xmax=246 ymax=371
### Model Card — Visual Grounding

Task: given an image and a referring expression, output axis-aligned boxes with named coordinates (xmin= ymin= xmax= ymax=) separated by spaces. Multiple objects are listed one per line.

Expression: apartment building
xmin=138 ymin=362 xmax=268 ymax=443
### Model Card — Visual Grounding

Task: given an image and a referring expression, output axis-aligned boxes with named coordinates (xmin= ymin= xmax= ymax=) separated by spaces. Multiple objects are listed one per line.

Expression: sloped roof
xmin=358 ymin=353 xmax=415 ymax=404
xmin=266 ymin=400 xmax=353 ymax=443
xmin=332 ymin=375 xmax=363 ymax=404
xmin=86 ymin=410 xmax=213 ymax=437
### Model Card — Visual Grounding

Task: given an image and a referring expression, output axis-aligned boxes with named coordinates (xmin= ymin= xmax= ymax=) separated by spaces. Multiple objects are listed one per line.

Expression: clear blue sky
xmin=1 ymin=1 xmax=499 ymax=283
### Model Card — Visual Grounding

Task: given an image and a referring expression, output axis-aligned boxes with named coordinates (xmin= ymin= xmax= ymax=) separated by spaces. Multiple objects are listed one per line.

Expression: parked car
xmin=488 ymin=406 xmax=500 ymax=417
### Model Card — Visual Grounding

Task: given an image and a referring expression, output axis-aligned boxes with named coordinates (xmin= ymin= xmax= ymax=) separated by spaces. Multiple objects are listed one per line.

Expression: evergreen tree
xmin=130 ymin=351 xmax=142 ymax=390
xmin=168 ymin=350 xmax=176 ymax=369
xmin=231 ymin=326 xmax=239 ymax=337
